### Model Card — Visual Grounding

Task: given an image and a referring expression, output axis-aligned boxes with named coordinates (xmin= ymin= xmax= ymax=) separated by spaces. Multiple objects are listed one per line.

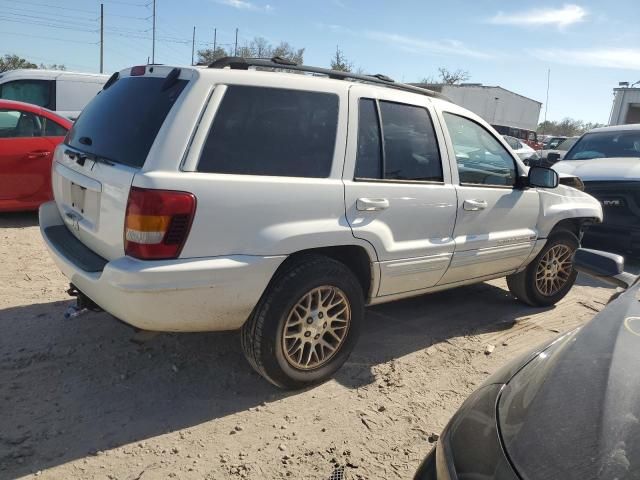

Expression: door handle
xmin=357 ymin=198 xmax=390 ymax=211
xmin=27 ymin=150 xmax=51 ymax=159
xmin=463 ymin=199 xmax=488 ymax=211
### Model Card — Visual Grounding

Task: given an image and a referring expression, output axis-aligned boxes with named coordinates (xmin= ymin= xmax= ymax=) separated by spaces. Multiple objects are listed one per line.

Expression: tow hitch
xmin=64 ymin=284 xmax=103 ymax=319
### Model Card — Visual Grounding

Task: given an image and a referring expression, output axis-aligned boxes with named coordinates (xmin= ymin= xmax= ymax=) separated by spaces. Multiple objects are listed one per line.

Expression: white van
xmin=0 ymin=69 xmax=109 ymax=120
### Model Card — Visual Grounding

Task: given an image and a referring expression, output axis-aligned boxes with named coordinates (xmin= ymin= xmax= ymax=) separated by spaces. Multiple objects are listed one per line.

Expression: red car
xmin=0 ymin=99 xmax=72 ymax=212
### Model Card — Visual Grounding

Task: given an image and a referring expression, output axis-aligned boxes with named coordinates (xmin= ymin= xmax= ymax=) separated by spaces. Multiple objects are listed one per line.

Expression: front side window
xmin=0 ymin=80 xmax=53 ymax=109
xmin=444 ymin=112 xmax=516 ymax=187
xmin=564 ymin=131 xmax=640 ymax=160
xmin=354 ymin=99 xmax=443 ymax=182
xmin=198 ymin=86 xmax=339 ymax=178
xmin=0 ymin=109 xmax=43 ymax=138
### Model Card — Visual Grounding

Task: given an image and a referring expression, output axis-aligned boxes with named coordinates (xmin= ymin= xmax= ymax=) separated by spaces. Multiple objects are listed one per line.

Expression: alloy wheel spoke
xmin=282 ymin=286 xmax=351 ymax=370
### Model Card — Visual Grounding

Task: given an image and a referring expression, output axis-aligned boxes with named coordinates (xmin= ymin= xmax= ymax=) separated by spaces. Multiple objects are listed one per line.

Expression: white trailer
xmin=0 ymin=69 xmax=109 ymax=120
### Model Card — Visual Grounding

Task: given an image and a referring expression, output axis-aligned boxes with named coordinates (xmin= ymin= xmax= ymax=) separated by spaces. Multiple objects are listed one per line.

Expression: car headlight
xmin=559 ymin=176 xmax=585 ymax=191
xmin=415 ymin=384 xmax=518 ymax=479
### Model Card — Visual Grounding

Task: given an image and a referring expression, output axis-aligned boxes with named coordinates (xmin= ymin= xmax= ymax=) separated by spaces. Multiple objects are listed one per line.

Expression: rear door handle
xmin=26 ymin=150 xmax=51 ymax=159
xmin=357 ymin=198 xmax=390 ymax=211
xmin=463 ymin=199 xmax=488 ymax=211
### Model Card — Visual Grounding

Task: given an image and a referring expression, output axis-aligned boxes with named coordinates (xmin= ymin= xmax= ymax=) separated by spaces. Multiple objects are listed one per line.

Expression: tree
xmin=330 ymin=46 xmax=352 ymax=72
xmin=250 ymin=36 xmax=271 ymax=58
xmin=197 ymin=37 xmax=304 ymax=65
xmin=196 ymin=46 xmax=229 ymax=65
xmin=437 ymin=67 xmax=470 ymax=85
xmin=420 ymin=67 xmax=470 ymax=85
xmin=0 ymin=54 xmax=37 ymax=73
xmin=271 ymin=41 xmax=304 ymax=64
xmin=39 ymin=63 xmax=66 ymax=71
xmin=537 ymin=118 xmax=606 ymax=136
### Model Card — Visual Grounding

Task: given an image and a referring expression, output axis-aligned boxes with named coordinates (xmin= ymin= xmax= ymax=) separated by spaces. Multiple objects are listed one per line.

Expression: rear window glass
xmin=197 ymin=86 xmax=339 ymax=178
xmin=66 ymin=76 xmax=187 ymax=168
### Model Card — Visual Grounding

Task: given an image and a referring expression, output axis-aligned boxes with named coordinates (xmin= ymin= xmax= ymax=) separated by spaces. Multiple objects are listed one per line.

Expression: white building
xmin=609 ymin=86 xmax=640 ymax=125
xmin=413 ymin=83 xmax=542 ymax=140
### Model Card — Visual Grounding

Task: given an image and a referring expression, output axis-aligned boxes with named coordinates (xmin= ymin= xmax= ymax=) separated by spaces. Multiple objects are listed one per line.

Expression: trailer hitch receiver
xmin=64 ymin=284 xmax=103 ymax=319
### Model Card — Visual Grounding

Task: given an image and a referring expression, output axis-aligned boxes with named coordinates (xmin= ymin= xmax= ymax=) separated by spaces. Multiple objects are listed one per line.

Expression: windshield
xmin=564 ymin=131 xmax=640 ymax=160
xmin=66 ymin=75 xmax=187 ymax=168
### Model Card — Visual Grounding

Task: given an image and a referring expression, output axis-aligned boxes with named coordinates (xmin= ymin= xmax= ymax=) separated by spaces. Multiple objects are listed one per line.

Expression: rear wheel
xmin=507 ymin=230 xmax=579 ymax=307
xmin=241 ymin=255 xmax=364 ymax=389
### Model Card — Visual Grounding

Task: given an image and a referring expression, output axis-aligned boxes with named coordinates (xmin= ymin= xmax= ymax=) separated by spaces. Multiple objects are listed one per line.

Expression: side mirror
xmin=546 ymin=152 xmax=561 ymax=164
xmin=574 ymin=248 xmax=636 ymax=289
xmin=528 ymin=166 xmax=559 ymax=188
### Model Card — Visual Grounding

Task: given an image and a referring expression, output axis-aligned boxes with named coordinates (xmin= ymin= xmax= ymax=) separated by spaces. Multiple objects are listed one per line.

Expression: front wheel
xmin=241 ymin=255 xmax=364 ymax=389
xmin=507 ymin=230 xmax=579 ymax=307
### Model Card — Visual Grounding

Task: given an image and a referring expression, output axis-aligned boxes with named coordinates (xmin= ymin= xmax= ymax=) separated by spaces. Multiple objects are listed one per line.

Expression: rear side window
xmin=0 ymin=80 xmax=54 ymax=109
xmin=354 ymin=99 xmax=443 ymax=182
xmin=197 ymin=86 xmax=339 ymax=178
xmin=355 ymin=99 xmax=382 ymax=178
xmin=66 ymin=76 xmax=187 ymax=168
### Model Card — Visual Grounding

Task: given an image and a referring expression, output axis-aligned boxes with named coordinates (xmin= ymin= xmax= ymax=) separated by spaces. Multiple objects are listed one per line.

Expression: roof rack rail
xmin=207 ymin=56 xmax=450 ymax=101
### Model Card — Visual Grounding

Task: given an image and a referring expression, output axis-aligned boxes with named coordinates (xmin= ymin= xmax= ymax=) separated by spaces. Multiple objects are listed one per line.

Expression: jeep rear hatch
xmin=52 ymin=65 xmax=190 ymax=261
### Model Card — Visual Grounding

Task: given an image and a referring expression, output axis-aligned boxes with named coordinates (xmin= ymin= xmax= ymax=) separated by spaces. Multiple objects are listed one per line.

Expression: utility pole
xmin=542 ymin=68 xmax=550 ymax=137
xmin=213 ymin=28 xmax=217 ymax=52
xmin=151 ymin=0 xmax=156 ymax=64
xmin=234 ymin=28 xmax=238 ymax=56
xmin=99 ymin=3 xmax=104 ymax=73
xmin=191 ymin=26 xmax=196 ymax=65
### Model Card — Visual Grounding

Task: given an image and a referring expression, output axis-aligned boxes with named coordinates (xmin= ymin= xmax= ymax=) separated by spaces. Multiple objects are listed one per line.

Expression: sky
xmin=2 ymin=0 xmax=639 ymax=124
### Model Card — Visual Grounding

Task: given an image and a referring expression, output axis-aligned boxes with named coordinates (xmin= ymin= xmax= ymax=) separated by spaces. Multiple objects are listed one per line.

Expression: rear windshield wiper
xmin=65 ymin=148 xmax=115 ymax=167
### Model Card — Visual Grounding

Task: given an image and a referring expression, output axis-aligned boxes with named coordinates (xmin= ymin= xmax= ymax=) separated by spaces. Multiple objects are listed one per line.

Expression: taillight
xmin=124 ymin=187 xmax=196 ymax=260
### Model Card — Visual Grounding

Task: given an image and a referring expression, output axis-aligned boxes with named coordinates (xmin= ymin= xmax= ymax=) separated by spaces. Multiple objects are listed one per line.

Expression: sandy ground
xmin=0 ymin=211 xmax=617 ymax=480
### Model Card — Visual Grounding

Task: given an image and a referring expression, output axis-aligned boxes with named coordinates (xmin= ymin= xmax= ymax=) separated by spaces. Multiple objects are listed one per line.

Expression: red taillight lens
xmin=130 ymin=65 xmax=146 ymax=76
xmin=124 ymin=187 xmax=196 ymax=260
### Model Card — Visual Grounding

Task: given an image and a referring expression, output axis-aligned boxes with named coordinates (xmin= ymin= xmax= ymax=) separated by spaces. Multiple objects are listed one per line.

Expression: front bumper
xmin=39 ymin=201 xmax=286 ymax=332
xmin=582 ymin=181 xmax=640 ymax=254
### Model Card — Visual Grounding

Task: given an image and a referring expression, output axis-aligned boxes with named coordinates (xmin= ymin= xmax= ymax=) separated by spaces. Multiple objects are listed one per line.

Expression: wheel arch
xmin=548 ymin=217 xmax=599 ymax=242
xmin=273 ymin=245 xmax=376 ymax=299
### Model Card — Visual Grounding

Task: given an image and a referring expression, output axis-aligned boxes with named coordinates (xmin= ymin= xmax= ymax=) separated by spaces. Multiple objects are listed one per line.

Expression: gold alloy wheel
xmin=535 ymin=244 xmax=574 ymax=296
xmin=282 ymin=286 xmax=351 ymax=370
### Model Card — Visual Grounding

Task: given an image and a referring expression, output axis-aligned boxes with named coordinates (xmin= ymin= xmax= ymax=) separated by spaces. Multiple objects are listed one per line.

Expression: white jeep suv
xmin=40 ymin=58 xmax=602 ymax=389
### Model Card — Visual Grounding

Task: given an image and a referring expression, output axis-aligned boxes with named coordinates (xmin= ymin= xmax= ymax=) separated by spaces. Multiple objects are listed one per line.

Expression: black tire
xmin=241 ymin=254 xmax=364 ymax=389
xmin=507 ymin=230 xmax=579 ymax=307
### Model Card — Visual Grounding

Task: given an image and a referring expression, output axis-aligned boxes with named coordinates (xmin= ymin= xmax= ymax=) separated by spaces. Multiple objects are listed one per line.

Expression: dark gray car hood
xmin=498 ymin=285 xmax=640 ymax=480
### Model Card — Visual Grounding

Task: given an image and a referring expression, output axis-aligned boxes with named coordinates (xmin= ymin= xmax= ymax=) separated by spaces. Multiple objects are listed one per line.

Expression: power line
xmin=0 ymin=4 xmax=97 ymax=22
xmin=0 ymin=16 xmax=98 ymax=33
xmin=2 ymin=10 xmax=98 ymax=28
xmin=0 ymin=0 xmax=95 ymax=14
xmin=0 ymin=30 xmax=98 ymax=45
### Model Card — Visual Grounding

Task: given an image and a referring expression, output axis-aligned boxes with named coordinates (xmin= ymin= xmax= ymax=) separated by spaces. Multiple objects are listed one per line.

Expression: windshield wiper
xmin=64 ymin=148 xmax=114 ymax=167
xmin=83 ymin=151 xmax=115 ymax=166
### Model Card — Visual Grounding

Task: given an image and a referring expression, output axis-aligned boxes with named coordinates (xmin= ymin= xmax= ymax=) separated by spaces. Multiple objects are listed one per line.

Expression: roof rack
xmin=208 ymin=56 xmax=450 ymax=101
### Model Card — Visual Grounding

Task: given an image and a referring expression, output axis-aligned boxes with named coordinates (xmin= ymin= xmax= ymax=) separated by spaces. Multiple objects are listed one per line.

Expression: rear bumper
xmin=39 ymin=201 xmax=286 ymax=331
